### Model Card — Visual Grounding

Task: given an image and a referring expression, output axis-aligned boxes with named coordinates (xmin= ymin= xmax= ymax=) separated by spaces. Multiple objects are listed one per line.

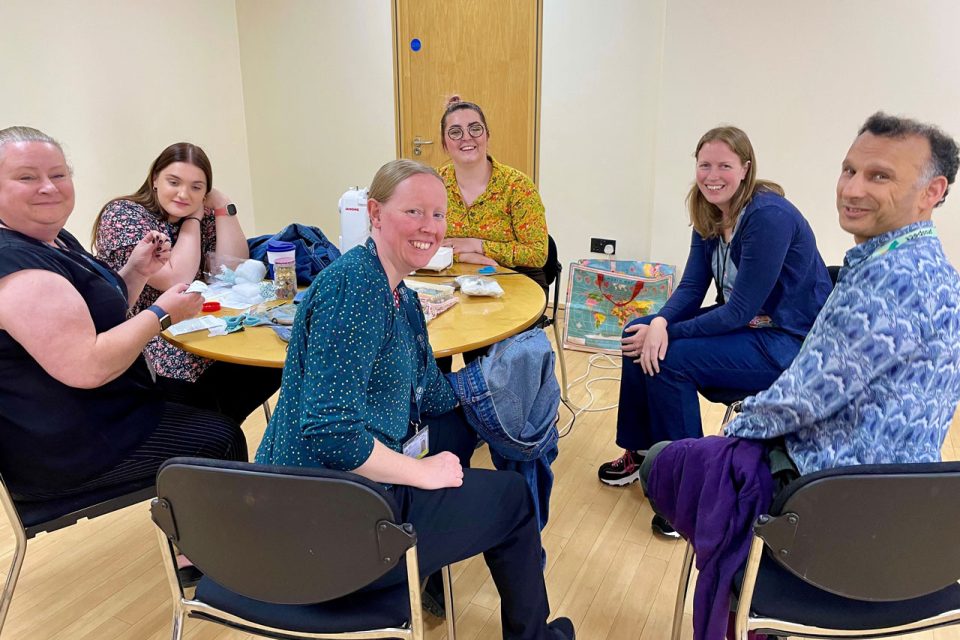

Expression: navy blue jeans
xmin=615 ymin=314 xmax=801 ymax=452
xmin=371 ymin=409 xmax=553 ymax=640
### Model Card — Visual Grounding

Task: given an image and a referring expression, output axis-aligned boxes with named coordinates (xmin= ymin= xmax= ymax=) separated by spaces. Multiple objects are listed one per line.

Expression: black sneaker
xmin=651 ymin=514 xmax=681 ymax=539
xmin=597 ymin=450 xmax=644 ymax=486
xmin=421 ymin=572 xmax=445 ymax=619
xmin=548 ymin=616 xmax=576 ymax=639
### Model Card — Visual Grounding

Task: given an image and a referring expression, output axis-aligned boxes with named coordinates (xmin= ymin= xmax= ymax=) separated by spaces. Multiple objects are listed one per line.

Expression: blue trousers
xmin=615 ymin=314 xmax=801 ymax=452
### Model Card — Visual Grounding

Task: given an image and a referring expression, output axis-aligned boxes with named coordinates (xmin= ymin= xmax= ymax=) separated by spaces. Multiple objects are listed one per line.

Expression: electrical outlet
xmin=590 ymin=237 xmax=617 ymax=255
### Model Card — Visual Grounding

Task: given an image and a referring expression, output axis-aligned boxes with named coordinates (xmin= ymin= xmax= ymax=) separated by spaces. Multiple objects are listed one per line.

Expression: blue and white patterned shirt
xmin=726 ymin=220 xmax=960 ymax=475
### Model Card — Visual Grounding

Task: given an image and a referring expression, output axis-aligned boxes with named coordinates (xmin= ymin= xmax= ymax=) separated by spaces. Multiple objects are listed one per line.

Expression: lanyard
xmin=57 ymin=239 xmax=127 ymax=301
xmin=714 ymin=240 xmax=731 ymax=305
xmin=0 ymin=223 xmax=127 ymax=302
xmin=869 ymin=226 xmax=938 ymax=260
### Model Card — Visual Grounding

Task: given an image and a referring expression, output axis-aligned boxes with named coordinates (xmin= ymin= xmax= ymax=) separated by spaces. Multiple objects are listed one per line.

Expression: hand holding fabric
xmin=154 ymin=284 xmax=203 ymax=325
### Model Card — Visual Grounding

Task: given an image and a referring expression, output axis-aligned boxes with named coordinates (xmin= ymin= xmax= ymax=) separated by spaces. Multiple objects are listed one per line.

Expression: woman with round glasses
xmin=438 ymin=97 xmax=549 ymax=287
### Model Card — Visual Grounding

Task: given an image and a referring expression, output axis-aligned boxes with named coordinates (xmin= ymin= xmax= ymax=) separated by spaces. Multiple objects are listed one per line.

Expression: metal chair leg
xmin=552 ymin=320 xmax=569 ymax=402
xmin=0 ymin=479 xmax=27 ymax=636
xmin=262 ymin=401 xmax=272 ymax=423
xmin=671 ymin=541 xmax=695 ymax=640
xmin=721 ymin=400 xmax=743 ymax=426
xmin=442 ymin=564 xmax=456 ymax=639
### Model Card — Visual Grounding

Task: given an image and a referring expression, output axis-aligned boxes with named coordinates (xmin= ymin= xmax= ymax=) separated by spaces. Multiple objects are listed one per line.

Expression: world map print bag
xmin=562 ymin=260 xmax=675 ymax=355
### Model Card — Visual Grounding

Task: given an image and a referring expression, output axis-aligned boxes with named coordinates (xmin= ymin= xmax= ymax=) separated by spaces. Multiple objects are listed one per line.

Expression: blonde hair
xmin=686 ymin=126 xmax=783 ymax=239
xmin=368 ymin=159 xmax=443 ymax=202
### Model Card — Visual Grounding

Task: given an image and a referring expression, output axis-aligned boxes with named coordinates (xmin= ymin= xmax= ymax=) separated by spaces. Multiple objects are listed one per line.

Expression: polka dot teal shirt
xmin=255 ymin=238 xmax=456 ymax=470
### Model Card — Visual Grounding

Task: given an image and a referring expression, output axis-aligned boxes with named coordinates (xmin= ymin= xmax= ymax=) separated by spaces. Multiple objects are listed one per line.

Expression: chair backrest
xmin=827 ymin=264 xmax=842 ymax=286
xmin=151 ymin=457 xmax=415 ymax=605
xmin=542 ymin=235 xmax=562 ymax=321
xmin=755 ymin=461 xmax=960 ymax=602
xmin=543 ymin=235 xmax=561 ymax=288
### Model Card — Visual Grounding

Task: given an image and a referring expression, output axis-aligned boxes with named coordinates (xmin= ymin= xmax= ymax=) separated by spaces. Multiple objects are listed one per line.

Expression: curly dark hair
xmin=859 ymin=112 xmax=959 ymax=207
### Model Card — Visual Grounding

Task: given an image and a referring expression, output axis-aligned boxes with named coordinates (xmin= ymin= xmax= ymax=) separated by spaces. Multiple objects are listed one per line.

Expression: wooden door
xmin=394 ymin=0 xmax=541 ymax=181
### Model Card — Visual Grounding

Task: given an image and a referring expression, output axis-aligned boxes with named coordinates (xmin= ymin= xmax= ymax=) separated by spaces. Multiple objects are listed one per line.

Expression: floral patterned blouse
xmin=95 ymin=199 xmax=217 ymax=382
xmin=438 ymin=156 xmax=548 ymax=268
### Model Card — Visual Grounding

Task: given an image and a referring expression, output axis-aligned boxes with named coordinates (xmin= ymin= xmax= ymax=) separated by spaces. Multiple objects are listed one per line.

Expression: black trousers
xmin=370 ymin=409 xmax=554 ymax=640
xmin=17 ymin=401 xmax=247 ymax=500
xmin=157 ymin=360 xmax=283 ymax=425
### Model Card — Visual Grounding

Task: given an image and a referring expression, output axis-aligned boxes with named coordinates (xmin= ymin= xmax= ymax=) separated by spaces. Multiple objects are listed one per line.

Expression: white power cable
xmin=557 ymin=352 xmax=622 ymax=437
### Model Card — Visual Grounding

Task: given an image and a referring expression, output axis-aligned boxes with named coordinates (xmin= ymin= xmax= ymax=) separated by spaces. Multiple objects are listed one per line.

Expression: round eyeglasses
xmin=446 ymin=123 xmax=486 ymax=141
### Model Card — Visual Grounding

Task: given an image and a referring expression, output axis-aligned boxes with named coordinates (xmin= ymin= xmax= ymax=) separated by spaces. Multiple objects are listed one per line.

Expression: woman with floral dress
xmin=93 ymin=143 xmax=280 ymax=426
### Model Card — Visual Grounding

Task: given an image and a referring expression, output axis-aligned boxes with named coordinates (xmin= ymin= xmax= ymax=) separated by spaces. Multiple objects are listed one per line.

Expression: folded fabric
xmin=445 ymin=328 xmax=560 ymax=534
xmin=647 ymin=436 xmax=774 ymax=640
xmin=248 ymin=224 xmax=341 ymax=285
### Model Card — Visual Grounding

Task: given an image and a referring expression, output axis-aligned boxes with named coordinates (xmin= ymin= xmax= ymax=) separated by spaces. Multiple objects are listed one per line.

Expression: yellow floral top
xmin=438 ymin=157 xmax=548 ymax=268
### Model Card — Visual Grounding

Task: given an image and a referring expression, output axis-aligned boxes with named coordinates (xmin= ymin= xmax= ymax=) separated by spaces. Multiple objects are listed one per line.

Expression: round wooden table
xmin=162 ymin=266 xmax=546 ymax=366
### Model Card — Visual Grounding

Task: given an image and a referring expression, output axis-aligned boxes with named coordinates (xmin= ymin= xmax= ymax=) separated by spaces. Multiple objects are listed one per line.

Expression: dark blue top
xmin=658 ymin=190 xmax=831 ymax=339
xmin=0 ymin=228 xmax=161 ymax=495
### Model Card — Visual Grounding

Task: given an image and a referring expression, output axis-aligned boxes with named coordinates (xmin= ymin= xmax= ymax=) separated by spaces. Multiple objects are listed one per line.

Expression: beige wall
xmin=235 ymin=0 xmax=395 ymax=238
xmin=540 ymin=0 xmax=666 ymax=273
xmin=0 ymin=0 xmax=255 ymax=246
xmin=649 ymin=0 xmax=960 ymax=273
xmin=3 ymin=0 xmax=958 ymax=278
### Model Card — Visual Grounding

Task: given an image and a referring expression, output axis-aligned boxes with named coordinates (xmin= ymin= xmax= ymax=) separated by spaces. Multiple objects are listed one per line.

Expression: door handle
xmin=413 ymin=137 xmax=433 ymax=156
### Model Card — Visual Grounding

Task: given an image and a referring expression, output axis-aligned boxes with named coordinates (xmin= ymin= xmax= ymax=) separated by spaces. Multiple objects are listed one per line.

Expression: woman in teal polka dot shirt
xmin=255 ymin=160 xmax=574 ymax=640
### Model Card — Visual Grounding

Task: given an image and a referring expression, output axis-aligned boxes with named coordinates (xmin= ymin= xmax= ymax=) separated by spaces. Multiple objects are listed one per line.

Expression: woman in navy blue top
xmin=598 ymin=126 xmax=832 ymax=503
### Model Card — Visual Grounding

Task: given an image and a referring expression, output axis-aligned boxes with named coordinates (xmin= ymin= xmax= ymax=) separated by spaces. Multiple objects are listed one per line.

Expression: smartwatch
xmin=213 ymin=203 xmax=237 ymax=217
xmin=147 ymin=304 xmax=172 ymax=331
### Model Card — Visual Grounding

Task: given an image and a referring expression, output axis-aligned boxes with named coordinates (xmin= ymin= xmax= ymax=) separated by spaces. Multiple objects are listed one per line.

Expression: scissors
xmin=222 ymin=313 xmax=267 ymax=333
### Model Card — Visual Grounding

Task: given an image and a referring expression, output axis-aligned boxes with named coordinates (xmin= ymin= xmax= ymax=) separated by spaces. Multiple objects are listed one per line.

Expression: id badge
xmin=402 ymin=425 xmax=430 ymax=459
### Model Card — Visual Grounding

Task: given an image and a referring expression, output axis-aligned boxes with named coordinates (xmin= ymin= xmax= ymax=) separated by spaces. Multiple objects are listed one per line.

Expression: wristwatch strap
xmin=213 ymin=203 xmax=237 ymax=217
xmin=146 ymin=304 xmax=172 ymax=331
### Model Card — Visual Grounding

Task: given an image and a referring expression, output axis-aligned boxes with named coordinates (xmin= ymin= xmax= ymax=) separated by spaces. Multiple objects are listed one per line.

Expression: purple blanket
xmin=647 ymin=436 xmax=774 ymax=640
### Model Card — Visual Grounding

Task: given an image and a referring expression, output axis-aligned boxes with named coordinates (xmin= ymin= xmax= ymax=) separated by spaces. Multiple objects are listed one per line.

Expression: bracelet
xmin=179 ymin=217 xmax=202 ymax=227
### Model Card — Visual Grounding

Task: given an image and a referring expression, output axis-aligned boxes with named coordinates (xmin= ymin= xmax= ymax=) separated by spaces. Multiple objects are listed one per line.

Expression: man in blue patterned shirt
xmin=723 ymin=112 xmax=960 ymax=474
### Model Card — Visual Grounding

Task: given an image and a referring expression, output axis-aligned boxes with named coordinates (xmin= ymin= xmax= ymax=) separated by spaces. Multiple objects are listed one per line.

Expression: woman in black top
xmin=0 ymin=126 xmax=246 ymax=499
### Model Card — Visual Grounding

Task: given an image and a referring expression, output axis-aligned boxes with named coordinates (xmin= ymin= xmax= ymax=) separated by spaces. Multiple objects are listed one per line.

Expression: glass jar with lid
xmin=273 ymin=257 xmax=297 ymax=300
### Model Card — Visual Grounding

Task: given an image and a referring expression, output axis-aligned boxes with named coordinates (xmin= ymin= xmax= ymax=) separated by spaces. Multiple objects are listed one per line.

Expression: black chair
xmin=541 ymin=235 xmax=568 ymax=401
xmin=151 ymin=457 xmax=456 ymax=640
xmin=670 ymin=461 xmax=960 ymax=639
xmin=699 ymin=387 xmax=748 ymax=428
xmin=0 ymin=472 xmax=155 ymax=634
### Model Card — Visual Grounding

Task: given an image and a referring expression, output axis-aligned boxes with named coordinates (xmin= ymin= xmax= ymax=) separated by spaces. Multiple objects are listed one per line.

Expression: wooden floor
xmin=2 ymin=330 xmax=959 ymax=640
